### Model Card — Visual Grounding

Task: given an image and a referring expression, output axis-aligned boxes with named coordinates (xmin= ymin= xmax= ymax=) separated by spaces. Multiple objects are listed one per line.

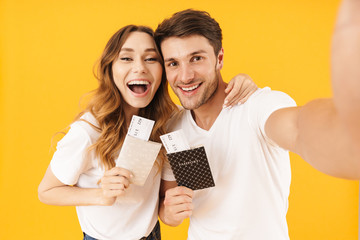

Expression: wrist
xmin=162 ymin=211 xmax=182 ymax=227
xmin=95 ymin=189 xmax=115 ymax=206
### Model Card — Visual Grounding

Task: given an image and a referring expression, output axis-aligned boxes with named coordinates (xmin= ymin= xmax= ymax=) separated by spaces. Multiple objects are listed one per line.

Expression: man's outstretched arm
xmin=265 ymin=0 xmax=360 ymax=179
xmin=332 ymin=0 xmax=360 ymax=152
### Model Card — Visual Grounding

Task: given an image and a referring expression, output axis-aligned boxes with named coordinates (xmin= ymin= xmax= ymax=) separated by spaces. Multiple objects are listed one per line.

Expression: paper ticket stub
xmin=160 ymin=129 xmax=191 ymax=154
xmin=128 ymin=115 xmax=155 ymax=141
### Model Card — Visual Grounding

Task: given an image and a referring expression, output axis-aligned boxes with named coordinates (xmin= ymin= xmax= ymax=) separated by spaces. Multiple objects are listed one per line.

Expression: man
xmin=154 ymin=0 xmax=360 ymax=239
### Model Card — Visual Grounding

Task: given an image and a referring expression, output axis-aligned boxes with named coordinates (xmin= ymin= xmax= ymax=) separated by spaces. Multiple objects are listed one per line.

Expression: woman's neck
xmin=124 ymin=104 xmax=140 ymax=128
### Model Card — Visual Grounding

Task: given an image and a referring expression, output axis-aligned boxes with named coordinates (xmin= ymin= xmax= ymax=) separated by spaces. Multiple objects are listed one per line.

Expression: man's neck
xmin=191 ymin=80 xmax=227 ymax=131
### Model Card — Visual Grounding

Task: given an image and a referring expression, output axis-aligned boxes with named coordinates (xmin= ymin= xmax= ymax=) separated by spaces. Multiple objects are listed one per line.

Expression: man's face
xmin=161 ymin=35 xmax=223 ymax=110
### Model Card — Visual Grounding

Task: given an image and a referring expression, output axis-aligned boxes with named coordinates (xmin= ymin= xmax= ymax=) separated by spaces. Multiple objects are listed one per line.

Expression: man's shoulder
xmin=246 ymin=87 xmax=296 ymax=107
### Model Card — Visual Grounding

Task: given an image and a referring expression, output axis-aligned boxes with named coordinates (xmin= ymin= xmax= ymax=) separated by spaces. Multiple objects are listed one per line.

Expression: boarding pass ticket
xmin=128 ymin=115 xmax=155 ymax=141
xmin=160 ymin=129 xmax=191 ymax=154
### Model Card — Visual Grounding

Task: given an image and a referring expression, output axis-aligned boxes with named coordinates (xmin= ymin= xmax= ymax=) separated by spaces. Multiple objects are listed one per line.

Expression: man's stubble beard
xmin=178 ymin=66 xmax=220 ymax=110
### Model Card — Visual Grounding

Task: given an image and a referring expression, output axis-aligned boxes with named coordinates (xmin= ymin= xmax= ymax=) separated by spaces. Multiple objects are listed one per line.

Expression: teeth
xmin=128 ymin=80 xmax=149 ymax=85
xmin=181 ymin=84 xmax=199 ymax=91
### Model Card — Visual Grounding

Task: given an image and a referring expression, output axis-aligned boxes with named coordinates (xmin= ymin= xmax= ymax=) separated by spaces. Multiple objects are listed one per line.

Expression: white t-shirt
xmin=166 ymin=87 xmax=296 ymax=240
xmin=50 ymin=112 xmax=174 ymax=240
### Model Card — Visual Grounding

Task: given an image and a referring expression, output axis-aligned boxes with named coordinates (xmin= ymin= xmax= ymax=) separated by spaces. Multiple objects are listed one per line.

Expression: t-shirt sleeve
xmin=161 ymin=159 xmax=176 ymax=181
xmin=50 ymin=122 xmax=93 ymax=185
xmin=247 ymin=87 xmax=297 ymax=147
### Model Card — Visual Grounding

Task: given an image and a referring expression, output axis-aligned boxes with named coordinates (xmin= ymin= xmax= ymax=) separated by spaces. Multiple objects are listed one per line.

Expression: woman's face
xmin=112 ymin=31 xmax=162 ymax=111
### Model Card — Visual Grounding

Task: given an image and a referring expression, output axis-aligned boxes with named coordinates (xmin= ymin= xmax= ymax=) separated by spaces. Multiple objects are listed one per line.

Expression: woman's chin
xmin=128 ymin=99 xmax=152 ymax=110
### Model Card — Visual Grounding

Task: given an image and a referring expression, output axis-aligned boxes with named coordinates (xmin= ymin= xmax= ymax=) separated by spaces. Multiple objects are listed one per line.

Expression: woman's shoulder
xmin=79 ymin=112 xmax=99 ymax=126
xmin=71 ymin=112 xmax=101 ymax=140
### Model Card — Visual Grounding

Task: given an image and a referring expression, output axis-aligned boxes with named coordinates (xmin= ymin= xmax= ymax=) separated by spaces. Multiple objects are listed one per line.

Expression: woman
xmin=38 ymin=25 xmax=257 ymax=240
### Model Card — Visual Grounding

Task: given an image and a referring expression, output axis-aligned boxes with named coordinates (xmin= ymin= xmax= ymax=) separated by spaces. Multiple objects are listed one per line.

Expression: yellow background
xmin=0 ymin=0 xmax=358 ymax=239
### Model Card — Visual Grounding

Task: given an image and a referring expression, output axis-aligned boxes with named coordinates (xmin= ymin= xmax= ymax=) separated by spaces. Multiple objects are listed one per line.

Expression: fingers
xmin=224 ymin=81 xmax=244 ymax=108
xmin=237 ymin=86 xmax=258 ymax=105
xmin=104 ymin=167 xmax=133 ymax=179
xmin=164 ymin=186 xmax=193 ymax=205
xmin=224 ymin=80 xmax=234 ymax=94
xmin=224 ymin=81 xmax=245 ymax=108
xmin=101 ymin=181 xmax=127 ymax=198
xmin=101 ymin=174 xmax=131 ymax=189
xmin=164 ymin=202 xmax=193 ymax=223
xmin=227 ymin=83 xmax=258 ymax=107
xmin=100 ymin=167 xmax=133 ymax=198
xmin=224 ymin=74 xmax=258 ymax=108
xmin=162 ymin=186 xmax=194 ymax=224
xmin=168 ymin=209 xmax=193 ymax=223
xmin=166 ymin=186 xmax=193 ymax=198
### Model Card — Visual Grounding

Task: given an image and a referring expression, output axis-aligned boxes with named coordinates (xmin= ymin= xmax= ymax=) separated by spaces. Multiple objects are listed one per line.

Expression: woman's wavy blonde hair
xmin=75 ymin=25 xmax=177 ymax=171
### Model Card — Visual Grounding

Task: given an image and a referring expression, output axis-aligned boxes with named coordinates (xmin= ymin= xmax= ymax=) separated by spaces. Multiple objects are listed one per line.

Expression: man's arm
xmin=266 ymin=100 xmax=359 ymax=179
xmin=265 ymin=0 xmax=360 ymax=180
xmin=332 ymin=0 xmax=360 ymax=151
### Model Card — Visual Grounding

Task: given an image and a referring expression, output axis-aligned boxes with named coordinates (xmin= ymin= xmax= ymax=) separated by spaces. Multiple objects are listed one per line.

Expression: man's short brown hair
xmin=154 ymin=9 xmax=222 ymax=56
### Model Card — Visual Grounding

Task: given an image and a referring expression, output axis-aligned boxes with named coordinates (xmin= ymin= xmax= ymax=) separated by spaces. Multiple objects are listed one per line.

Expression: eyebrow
xmin=164 ymin=50 xmax=207 ymax=62
xmin=120 ymin=48 xmax=157 ymax=52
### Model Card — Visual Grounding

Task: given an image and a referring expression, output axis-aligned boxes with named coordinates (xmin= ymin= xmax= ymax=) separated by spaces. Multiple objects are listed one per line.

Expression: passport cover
xmin=166 ymin=146 xmax=215 ymax=190
xmin=116 ymin=135 xmax=162 ymax=186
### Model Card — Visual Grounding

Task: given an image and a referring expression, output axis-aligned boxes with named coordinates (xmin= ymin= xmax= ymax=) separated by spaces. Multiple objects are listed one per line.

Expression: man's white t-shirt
xmin=167 ymin=87 xmax=296 ymax=240
xmin=50 ymin=112 xmax=174 ymax=240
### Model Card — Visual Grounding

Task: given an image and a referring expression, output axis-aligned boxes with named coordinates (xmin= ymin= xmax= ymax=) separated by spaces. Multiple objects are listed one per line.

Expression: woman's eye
xmin=145 ymin=57 xmax=158 ymax=62
xmin=120 ymin=57 xmax=132 ymax=61
xmin=168 ymin=62 xmax=178 ymax=67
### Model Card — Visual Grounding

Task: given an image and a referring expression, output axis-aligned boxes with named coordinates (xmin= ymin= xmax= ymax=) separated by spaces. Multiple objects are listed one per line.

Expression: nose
xmin=132 ymin=59 xmax=147 ymax=73
xmin=178 ymin=64 xmax=194 ymax=84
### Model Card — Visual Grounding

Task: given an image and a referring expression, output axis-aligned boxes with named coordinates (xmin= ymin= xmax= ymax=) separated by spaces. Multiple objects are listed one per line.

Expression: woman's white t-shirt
xmin=50 ymin=112 xmax=174 ymax=240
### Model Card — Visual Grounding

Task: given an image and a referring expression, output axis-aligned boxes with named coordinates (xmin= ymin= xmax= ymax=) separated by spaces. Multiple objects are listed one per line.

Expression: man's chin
xmin=179 ymin=99 xmax=201 ymax=110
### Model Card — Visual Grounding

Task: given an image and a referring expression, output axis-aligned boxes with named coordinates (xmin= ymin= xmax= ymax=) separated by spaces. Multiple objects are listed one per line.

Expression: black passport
xmin=166 ymin=146 xmax=215 ymax=190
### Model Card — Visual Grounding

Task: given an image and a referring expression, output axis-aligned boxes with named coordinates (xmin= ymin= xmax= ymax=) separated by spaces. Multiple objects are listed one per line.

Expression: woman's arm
xmin=38 ymin=166 xmax=132 ymax=206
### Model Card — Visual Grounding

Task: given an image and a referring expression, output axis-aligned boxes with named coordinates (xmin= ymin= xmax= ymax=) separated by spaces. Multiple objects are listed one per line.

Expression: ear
xmin=216 ymin=48 xmax=224 ymax=70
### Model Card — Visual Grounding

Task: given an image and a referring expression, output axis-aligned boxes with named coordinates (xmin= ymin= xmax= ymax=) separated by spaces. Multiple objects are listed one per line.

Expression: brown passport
xmin=166 ymin=146 xmax=215 ymax=190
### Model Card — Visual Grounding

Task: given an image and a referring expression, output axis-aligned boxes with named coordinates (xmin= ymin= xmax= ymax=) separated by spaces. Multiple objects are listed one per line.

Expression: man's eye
xmin=192 ymin=56 xmax=203 ymax=62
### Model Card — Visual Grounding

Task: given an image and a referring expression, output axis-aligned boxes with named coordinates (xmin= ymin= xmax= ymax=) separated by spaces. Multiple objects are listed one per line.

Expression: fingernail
xmin=224 ymin=100 xmax=228 ymax=104
xmin=238 ymin=102 xmax=242 ymax=105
